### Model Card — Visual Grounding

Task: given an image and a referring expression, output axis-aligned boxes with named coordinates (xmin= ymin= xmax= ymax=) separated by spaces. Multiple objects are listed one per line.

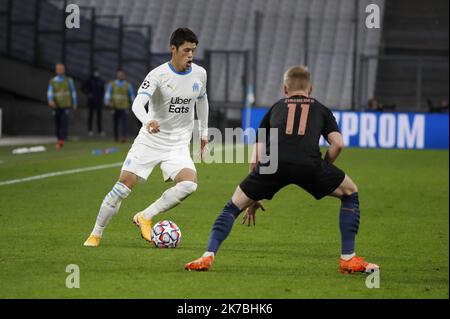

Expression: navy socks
xmin=339 ymin=192 xmax=360 ymax=255
xmin=206 ymin=194 xmax=361 ymax=256
xmin=206 ymin=200 xmax=242 ymax=253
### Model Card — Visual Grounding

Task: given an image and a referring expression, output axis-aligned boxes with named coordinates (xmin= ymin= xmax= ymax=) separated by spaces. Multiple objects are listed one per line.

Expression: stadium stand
xmin=374 ymin=0 xmax=449 ymax=110
xmin=0 ymin=0 xmax=385 ymax=109
xmin=0 ymin=0 xmax=448 ymax=125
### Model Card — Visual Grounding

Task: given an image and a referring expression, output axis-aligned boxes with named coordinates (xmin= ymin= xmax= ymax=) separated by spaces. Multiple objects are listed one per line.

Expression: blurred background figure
xmin=81 ymin=67 xmax=105 ymax=137
xmin=47 ymin=63 xmax=77 ymax=149
xmin=428 ymin=98 xmax=449 ymax=113
xmin=439 ymin=99 xmax=449 ymax=113
xmin=104 ymin=70 xmax=135 ymax=143
xmin=367 ymin=96 xmax=384 ymax=112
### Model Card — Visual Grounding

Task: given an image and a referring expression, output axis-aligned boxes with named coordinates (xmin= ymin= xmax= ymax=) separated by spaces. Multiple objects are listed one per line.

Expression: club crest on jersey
xmin=192 ymin=82 xmax=199 ymax=92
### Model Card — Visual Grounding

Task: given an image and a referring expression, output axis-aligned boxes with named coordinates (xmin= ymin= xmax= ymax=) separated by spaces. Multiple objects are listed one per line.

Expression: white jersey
xmin=134 ymin=62 xmax=207 ymax=150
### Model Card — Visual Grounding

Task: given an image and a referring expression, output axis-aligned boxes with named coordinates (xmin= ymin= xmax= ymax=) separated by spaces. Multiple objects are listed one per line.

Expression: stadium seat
xmin=1 ymin=0 xmax=385 ymax=108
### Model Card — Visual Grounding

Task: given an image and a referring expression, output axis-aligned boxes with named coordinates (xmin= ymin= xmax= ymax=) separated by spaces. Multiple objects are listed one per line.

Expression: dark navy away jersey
xmin=257 ymin=95 xmax=339 ymax=165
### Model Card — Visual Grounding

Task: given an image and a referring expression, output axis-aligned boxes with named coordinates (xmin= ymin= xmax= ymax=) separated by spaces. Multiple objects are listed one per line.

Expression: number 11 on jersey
xmin=285 ymin=103 xmax=310 ymax=135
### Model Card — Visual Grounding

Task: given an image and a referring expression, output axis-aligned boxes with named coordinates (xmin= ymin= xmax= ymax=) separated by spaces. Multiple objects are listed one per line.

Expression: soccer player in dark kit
xmin=185 ymin=66 xmax=379 ymax=274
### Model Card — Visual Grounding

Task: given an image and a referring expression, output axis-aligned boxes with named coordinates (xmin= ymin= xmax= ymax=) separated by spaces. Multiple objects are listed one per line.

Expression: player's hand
xmin=146 ymin=120 xmax=160 ymax=134
xmin=242 ymin=201 xmax=265 ymax=227
xmin=49 ymin=101 xmax=56 ymax=109
xmin=200 ymin=138 xmax=209 ymax=161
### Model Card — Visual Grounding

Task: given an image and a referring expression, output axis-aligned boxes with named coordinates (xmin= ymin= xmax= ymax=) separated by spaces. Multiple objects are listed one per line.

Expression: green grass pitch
xmin=0 ymin=140 xmax=448 ymax=298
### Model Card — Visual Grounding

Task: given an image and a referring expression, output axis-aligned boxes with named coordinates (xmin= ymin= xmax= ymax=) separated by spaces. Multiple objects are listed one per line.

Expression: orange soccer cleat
xmin=184 ymin=256 xmax=214 ymax=271
xmin=339 ymin=255 xmax=379 ymax=274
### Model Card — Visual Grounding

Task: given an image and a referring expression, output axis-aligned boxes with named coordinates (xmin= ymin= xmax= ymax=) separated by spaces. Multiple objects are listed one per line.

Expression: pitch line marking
xmin=0 ymin=144 xmax=249 ymax=187
xmin=0 ymin=162 xmax=122 ymax=186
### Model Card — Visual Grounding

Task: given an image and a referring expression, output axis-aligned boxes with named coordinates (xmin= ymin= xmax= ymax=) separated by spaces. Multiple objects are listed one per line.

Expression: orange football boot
xmin=184 ymin=256 xmax=214 ymax=271
xmin=340 ymin=256 xmax=379 ymax=274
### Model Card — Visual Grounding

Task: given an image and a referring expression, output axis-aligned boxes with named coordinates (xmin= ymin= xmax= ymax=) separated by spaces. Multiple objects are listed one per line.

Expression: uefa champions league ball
xmin=151 ymin=220 xmax=182 ymax=248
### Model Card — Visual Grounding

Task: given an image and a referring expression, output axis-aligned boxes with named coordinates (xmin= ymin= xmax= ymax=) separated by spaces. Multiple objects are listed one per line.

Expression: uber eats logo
xmin=169 ymin=97 xmax=191 ymax=113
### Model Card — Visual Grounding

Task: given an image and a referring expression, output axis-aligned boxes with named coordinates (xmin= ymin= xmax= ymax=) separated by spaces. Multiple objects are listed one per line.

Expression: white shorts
xmin=121 ymin=143 xmax=196 ymax=182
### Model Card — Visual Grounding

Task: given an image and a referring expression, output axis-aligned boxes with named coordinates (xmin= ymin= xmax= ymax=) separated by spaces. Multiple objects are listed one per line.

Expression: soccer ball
xmin=151 ymin=220 xmax=182 ymax=248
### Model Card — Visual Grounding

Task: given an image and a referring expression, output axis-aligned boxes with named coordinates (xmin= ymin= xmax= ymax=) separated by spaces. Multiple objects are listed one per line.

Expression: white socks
xmin=141 ymin=181 xmax=197 ymax=220
xmin=90 ymin=181 xmax=197 ymax=237
xmin=91 ymin=182 xmax=131 ymax=237
xmin=341 ymin=253 xmax=356 ymax=261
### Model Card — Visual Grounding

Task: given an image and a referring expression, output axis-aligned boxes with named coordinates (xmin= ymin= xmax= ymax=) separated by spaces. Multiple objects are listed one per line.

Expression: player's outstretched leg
xmin=184 ymin=200 xmax=242 ymax=271
xmin=185 ymin=187 xmax=252 ymax=271
xmin=84 ymin=174 xmax=134 ymax=247
xmin=332 ymin=175 xmax=379 ymax=273
xmin=134 ymin=174 xmax=197 ymax=243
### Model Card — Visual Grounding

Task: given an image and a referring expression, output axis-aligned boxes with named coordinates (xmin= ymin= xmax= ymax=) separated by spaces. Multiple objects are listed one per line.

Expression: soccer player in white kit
xmin=84 ymin=28 xmax=209 ymax=247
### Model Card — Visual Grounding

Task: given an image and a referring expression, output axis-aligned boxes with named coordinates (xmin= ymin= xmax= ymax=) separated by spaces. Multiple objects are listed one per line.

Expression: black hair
xmin=170 ymin=28 xmax=198 ymax=49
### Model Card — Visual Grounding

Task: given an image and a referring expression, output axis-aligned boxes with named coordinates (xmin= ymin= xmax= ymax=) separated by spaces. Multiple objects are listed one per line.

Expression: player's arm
xmin=324 ymin=132 xmax=344 ymax=163
xmin=131 ymin=93 xmax=160 ymax=134
xmin=133 ymin=72 xmax=159 ymax=133
xmin=322 ymin=108 xmax=343 ymax=164
xmin=244 ymin=108 xmax=271 ymax=225
xmin=197 ymin=69 xmax=209 ymax=158
xmin=196 ymin=95 xmax=209 ymax=159
xmin=196 ymin=94 xmax=208 ymax=138
xmin=244 ymin=143 xmax=266 ymax=226
xmin=249 ymin=107 xmax=271 ymax=172
xmin=249 ymin=142 xmax=265 ymax=173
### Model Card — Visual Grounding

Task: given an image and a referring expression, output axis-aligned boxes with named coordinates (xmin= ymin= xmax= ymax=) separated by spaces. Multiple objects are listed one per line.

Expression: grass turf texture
xmin=0 ymin=140 xmax=448 ymax=298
